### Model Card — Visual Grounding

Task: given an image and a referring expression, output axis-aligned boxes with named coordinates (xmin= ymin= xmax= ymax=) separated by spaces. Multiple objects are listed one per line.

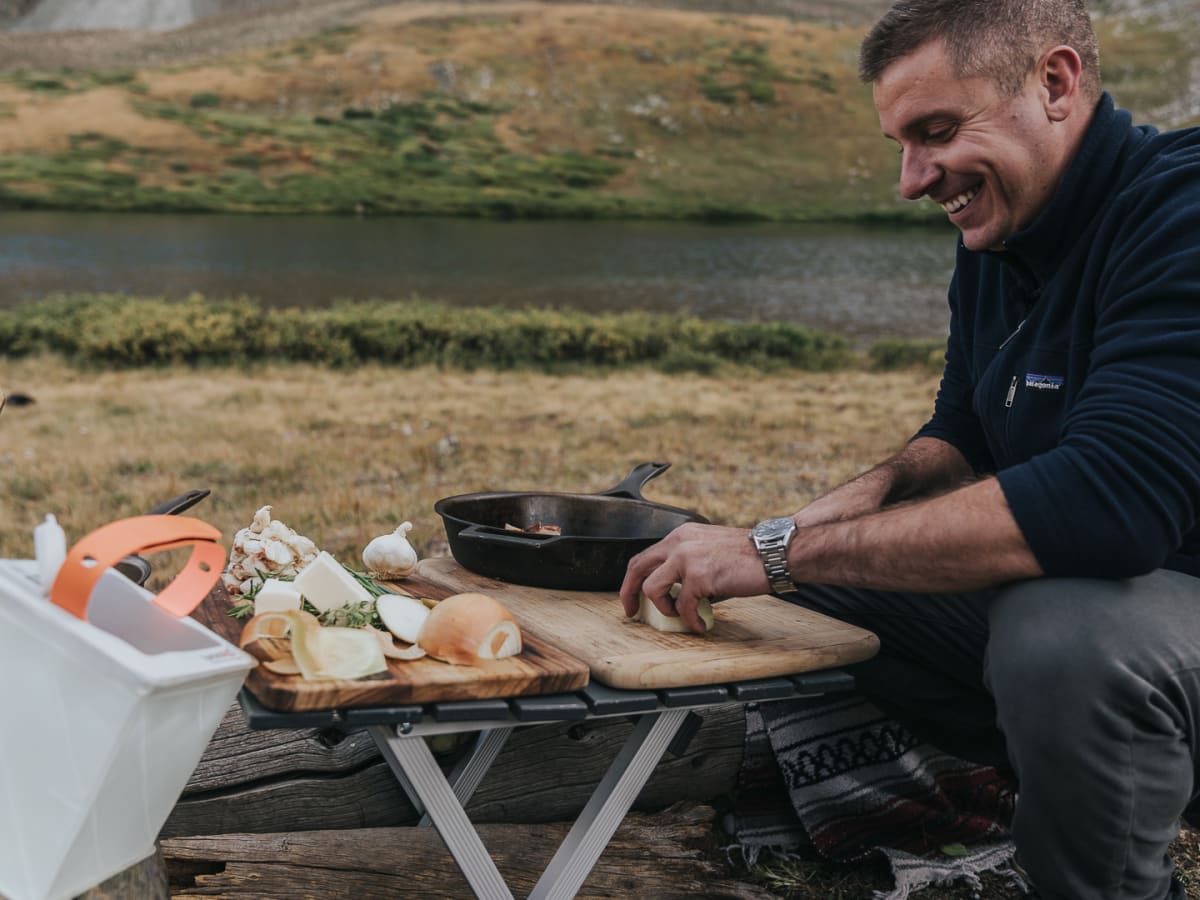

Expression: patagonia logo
xmin=1025 ymin=373 xmax=1064 ymax=391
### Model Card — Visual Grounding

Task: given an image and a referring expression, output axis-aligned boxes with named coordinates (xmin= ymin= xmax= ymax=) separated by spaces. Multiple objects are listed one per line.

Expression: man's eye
xmin=927 ymin=128 xmax=955 ymax=143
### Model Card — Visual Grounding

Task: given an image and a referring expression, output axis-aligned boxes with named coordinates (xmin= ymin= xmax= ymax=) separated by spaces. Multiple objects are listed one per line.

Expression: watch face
xmin=753 ymin=516 xmax=795 ymax=542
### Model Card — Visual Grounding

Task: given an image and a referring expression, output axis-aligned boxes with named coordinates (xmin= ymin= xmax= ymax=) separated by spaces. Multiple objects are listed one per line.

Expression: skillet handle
xmin=146 ymin=488 xmax=211 ymax=516
xmin=597 ymin=462 xmax=671 ymax=500
xmin=459 ymin=523 xmax=563 ymax=548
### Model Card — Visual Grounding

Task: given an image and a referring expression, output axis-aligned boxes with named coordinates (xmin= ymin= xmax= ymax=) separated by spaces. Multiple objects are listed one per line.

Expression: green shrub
xmin=869 ymin=338 xmax=945 ymax=372
xmin=698 ymin=74 xmax=738 ymax=104
xmin=225 ymin=154 xmax=263 ymax=169
xmin=189 ymin=92 xmax=221 ymax=108
xmin=91 ymin=70 xmax=138 ymax=86
xmin=744 ymin=80 xmax=776 ymax=104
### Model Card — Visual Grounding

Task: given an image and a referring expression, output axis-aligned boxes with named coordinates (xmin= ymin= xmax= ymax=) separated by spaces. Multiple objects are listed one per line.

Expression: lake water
xmin=0 ymin=211 xmax=957 ymax=343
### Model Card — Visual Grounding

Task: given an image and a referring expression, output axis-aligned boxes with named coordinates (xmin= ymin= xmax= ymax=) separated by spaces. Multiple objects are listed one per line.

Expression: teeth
xmin=941 ymin=187 xmax=978 ymax=214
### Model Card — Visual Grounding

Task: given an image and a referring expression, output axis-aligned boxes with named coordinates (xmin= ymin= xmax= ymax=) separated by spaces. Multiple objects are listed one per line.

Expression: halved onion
xmin=419 ymin=592 xmax=523 ymax=666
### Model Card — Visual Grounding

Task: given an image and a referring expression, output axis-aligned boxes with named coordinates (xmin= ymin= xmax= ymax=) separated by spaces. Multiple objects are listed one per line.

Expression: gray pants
xmin=781 ymin=569 xmax=1200 ymax=900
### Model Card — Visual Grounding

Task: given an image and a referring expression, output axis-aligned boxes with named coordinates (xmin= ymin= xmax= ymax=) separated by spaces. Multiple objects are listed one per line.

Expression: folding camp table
xmin=237 ymin=667 xmax=856 ymax=900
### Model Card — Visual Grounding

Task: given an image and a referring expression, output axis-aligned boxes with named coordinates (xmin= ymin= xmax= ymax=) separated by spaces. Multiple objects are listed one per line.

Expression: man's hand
xmin=619 ymin=522 xmax=769 ymax=634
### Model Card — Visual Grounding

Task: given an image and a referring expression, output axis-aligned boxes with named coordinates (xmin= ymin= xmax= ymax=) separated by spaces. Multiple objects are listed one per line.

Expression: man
xmin=619 ymin=2 xmax=1200 ymax=898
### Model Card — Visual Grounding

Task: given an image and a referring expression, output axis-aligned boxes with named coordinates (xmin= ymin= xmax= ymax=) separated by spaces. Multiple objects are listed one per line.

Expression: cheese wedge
xmin=292 ymin=551 xmax=373 ymax=613
xmin=254 ymin=579 xmax=303 ymax=615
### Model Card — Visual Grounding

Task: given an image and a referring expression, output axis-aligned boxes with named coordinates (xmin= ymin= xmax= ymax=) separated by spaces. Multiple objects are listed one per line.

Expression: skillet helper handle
xmin=599 ymin=461 xmax=671 ymax=500
xmin=459 ymin=523 xmax=564 ymax=548
xmin=50 ymin=515 xmax=226 ymax=620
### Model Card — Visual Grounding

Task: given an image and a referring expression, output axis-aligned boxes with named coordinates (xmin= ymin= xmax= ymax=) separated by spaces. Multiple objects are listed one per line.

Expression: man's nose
xmin=898 ymin=148 xmax=939 ymax=201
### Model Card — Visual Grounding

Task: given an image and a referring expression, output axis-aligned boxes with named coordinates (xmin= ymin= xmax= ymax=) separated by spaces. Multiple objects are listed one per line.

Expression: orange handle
xmin=50 ymin=515 xmax=226 ymax=620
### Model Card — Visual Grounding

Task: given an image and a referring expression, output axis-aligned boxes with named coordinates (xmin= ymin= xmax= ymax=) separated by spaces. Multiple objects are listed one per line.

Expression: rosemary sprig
xmin=227 ymin=597 xmax=255 ymax=619
xmin=313 ymin=599 xmax=380 ymax=629
xmin=225 ymin=563 xmax=389 ymax=629
xmin=226 ymin=578 xmax=264 ymax=619
xmin=344 ymin=565 xmax=391 ymax=598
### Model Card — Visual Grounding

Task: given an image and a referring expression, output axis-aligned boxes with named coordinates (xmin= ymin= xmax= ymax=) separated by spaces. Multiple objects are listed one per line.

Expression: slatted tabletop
xmin=237 ymin=667 xmax=856 ymax=731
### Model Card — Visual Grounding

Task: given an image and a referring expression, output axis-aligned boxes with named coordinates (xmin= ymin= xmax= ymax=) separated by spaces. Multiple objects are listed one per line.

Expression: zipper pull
xmin=1005 ymin=375 xmax=1018 ymax=408
xmin=999 ymin=319 xmax=1026 ymax=350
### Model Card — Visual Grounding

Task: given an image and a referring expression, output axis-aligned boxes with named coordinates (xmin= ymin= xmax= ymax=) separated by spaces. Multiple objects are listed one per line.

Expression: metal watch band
xmin=751 ymin=516 xmax=798 ymax=594
xmin=759 ymin=542 xmax=797 ymax=594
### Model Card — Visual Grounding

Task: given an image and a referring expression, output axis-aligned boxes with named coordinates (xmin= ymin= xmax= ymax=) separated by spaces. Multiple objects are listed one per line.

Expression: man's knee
xmin=985 ymin=572 xmax=1200 ymax=746
xmin=985 ymin=577 xmax=1108 ymax=702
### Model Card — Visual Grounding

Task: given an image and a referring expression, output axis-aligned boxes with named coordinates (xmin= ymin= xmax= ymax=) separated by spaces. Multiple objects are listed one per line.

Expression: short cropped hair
xmin=859 ymin=0 xmax=1101 ymax=101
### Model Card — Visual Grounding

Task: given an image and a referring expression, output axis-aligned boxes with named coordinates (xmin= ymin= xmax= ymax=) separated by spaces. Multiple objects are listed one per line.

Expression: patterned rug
xmin=728 ymin=694 xmax=1028 ymax=899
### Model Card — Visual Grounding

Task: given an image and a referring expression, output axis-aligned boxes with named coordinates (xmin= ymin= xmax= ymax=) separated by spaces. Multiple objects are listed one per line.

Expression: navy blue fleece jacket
xmin=916 ymin=93 xmax=1200 ymax=578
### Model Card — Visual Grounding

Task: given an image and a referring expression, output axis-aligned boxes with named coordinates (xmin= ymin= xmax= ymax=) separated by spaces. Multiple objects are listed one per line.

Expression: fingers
xmin=670 ymin=581 xmax=709 ymax=634
xmin=619 ymin=547 xmax=659 ymax=616
xmin=619 ymin=527 xmax=685 ymax=615
xmin=619 ymin=523 xmax=748 ymax=635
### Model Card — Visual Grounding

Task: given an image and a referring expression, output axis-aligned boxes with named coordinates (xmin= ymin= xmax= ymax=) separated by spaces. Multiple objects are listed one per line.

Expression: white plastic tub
xmin=0 ymin=560 xmax=254 ymax=900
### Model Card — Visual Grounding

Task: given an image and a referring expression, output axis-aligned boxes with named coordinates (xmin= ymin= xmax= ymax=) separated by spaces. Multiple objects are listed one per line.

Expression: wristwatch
xmin=750 ymin=516 xmax=799 ymax=594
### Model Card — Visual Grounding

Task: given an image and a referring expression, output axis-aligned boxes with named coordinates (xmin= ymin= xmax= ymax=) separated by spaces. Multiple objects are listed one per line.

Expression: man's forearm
xmin=794 ymin=436 xmax=975 ymax=527
xmin=788 ymin=476 xmax=1044 ymax=592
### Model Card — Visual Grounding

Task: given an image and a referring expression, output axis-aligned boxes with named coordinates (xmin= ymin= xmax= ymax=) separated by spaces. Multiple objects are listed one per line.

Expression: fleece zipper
xmin=998 ymin=317 xmax=1027 ymax=457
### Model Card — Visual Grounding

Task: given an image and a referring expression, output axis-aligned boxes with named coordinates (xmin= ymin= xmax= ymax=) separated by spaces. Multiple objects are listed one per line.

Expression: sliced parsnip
xmin=375 ymin=592 xmax=431 ymax=644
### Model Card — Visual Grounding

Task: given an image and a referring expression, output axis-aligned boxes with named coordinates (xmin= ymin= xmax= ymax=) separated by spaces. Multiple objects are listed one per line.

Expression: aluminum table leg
xmin=370 ymin=726 xmax=512 ymax=826
xmin=528 ymin=709 xmax=689 ymax=900
xmin=370 ymin=724 xmax=515 ymax=900
xmin=420 ymin=729 xmax=512 ymax=827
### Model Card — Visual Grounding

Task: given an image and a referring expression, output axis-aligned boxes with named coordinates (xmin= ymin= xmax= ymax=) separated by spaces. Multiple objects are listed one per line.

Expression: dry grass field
xmin=0 ymin=355 xmax=936 ymax=559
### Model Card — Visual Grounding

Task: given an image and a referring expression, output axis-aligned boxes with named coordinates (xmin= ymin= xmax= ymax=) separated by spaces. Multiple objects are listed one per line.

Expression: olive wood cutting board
xmin=192 ymin=581 xmax=590 ymax=712
xmin=403 ymin=558 xmax=880 ymax=691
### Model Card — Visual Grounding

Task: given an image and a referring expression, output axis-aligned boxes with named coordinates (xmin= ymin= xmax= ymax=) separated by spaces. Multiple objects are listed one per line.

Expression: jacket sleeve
xmin=997 ymin=158 xmax=1200 ymax=577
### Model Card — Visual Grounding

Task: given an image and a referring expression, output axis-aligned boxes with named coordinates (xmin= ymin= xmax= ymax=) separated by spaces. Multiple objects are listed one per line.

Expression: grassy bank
xmin=0 ymin=293 xmax=946 ymax=372
xmin=0 ymin=3 xmax=1193 ymax=221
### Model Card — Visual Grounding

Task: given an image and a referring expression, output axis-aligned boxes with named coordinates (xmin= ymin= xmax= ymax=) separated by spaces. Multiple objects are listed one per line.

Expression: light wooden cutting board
xmin=405 ymin=558 xmax=879 ymax=691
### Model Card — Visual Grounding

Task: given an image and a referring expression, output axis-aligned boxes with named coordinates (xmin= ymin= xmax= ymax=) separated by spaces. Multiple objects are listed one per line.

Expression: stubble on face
xmin=872 ymin=40 xmax=1063 ymax=252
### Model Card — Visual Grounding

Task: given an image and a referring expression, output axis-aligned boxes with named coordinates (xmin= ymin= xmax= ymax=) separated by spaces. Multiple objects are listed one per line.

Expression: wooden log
xmin=182 ymin=709 xmax=383 ymax=791
xmin=161 ymin=802 xmax=773 ymax=899
xmin=162 ymin=702 xmax=746 ymax=837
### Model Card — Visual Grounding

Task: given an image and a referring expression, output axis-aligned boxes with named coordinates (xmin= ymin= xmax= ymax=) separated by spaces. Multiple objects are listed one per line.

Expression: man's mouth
xmin=941 ymin=185 xmax=980 ymax=215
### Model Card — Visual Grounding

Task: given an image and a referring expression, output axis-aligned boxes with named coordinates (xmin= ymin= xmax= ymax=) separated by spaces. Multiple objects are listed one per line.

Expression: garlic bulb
xmin=222 ymin=505 xmax=319 ymax=596
xmin=362 ymin=521 xmax=420 ymax=580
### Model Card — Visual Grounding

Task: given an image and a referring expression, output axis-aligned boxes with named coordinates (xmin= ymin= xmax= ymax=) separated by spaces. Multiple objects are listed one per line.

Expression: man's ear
xmin=1040 ymin=45 xmax=1083 ymax=121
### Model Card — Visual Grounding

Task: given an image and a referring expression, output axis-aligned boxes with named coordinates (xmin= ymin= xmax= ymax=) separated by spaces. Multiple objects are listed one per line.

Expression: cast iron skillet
xmin=434 ymin=462 xmax=707 ymax=591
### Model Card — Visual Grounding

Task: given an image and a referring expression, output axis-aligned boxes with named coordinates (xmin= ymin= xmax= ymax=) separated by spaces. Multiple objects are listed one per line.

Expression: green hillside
xmin=0 ymin=2 xmax=1193 ymax=221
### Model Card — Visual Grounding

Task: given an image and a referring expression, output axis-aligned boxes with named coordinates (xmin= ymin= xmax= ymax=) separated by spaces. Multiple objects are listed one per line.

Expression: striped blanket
xmin=728 ymin=694 xmax=1028 ymax=900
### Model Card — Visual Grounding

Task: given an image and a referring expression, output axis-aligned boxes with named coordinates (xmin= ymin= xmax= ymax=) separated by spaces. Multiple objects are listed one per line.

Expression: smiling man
xmin=619 ymin=1 xmax=1200 ymax=898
